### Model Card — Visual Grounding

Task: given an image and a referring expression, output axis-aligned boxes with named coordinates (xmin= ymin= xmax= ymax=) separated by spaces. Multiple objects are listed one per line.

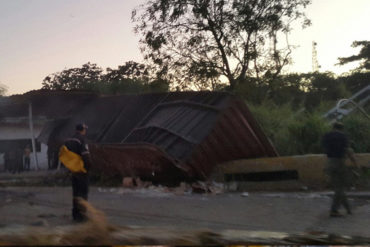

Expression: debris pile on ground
xmin=191 ymin=181 xmax=224 ymax=194
xmin=120 ymin=177 xmax=225 ymax=195
xmin=122 ymin=177 xmax=153 ymax=189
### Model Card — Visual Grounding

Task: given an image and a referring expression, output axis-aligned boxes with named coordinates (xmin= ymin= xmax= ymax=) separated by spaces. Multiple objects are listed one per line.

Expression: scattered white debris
xmin=98 ymin=179 xmax=226 ymax=197
xmin=301 ymin=186 xmax=308 ymax=191
xmin=97 ymin=187 xmax=107 ymax=193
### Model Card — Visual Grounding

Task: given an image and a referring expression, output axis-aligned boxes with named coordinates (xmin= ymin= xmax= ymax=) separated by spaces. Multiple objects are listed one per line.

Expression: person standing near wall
xmin=322 ymin=122 xmax=358 ymax=217
xmin=61 ymin=123 xmax=92 ymax=222
xmin=23 ymin=144 xmax=31 ymax=171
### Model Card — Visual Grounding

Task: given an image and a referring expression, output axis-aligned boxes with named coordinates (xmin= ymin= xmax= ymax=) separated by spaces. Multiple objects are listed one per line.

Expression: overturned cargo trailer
xmin=30 ymin=91 xmax=278 ymax=182
xmin=87 ymin=92 xmax=278 ymax=183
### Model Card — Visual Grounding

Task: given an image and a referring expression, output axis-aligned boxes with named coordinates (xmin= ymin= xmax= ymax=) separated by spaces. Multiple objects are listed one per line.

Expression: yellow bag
xmin=59 ymin=145 xmax=87 ymax=173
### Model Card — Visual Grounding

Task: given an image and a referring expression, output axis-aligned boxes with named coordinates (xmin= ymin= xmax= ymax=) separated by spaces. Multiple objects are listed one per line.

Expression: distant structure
xmin=312 ymin=41 xmax=320 ymax=72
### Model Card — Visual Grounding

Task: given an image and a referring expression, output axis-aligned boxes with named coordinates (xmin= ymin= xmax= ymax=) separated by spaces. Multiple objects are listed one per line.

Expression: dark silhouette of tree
xmin=0 ymin=83 xmax=7 ymax=96
xmin=101 ymin=61 xmax=150 ymax=94
xmin=41 ymin=61 xmax=169 ymax=94
xmin=105 ymin=61 xmax=149 ymax=82
xmin=132 ymin=0 xmax=311 ymax=90
xmin=233 ymin=72 xmax=349 ymax=110
xmin=42 ymin=62 xmax=103 ymax=90
xmin=338 ymin=41 xmax=370 ymax=71
xmin=303 ymin=72 xmax=348 ymax=111
xmin=339 ymin=71 xmax=370 ymax=93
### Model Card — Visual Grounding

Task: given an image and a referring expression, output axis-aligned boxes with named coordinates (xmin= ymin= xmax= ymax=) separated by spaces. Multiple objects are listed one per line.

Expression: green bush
xmin=285 ymin=114 xmax=330 ymax=155
xmin=342 ymin=114 xmax=370 ymax=153
xmin=248 ymin=101 xmax=332 ymax=155
xmin=248 ymin=100 xmax=370 ymax=155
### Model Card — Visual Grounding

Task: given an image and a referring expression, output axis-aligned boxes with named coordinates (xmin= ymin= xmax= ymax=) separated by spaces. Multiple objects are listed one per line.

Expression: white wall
xmin=0 ymin=125 xmax=48 ymax=171
xmin=0 ymin=125 xmax=42 ymax=140
xmin=30 ymin=143 xmax=48 ymax=170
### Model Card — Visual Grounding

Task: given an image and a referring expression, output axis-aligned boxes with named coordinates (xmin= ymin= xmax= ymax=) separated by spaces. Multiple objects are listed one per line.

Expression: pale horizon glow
xmin=0 ymin=0 xmax=369 ymax=95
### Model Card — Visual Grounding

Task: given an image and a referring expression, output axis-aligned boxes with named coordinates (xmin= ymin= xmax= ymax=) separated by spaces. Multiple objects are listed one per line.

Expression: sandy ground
xmin=0 ymin=185 xmax=369 ymax=238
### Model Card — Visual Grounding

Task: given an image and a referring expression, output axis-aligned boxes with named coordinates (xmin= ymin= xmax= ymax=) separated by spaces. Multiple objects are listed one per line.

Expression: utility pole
xmin=29 ymin=102 xmax=39 ymax=170
xmin=312 ymin=41 xmax=320 ymax=72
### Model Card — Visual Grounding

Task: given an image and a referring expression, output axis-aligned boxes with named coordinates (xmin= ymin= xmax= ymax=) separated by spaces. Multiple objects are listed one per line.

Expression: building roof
xmin=0 ymin=90 xmax=97 ymax=119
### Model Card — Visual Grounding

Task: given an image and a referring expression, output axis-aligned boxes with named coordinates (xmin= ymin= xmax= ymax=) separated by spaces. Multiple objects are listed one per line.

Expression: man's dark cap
xmin=333 ymin=121 xmax=344 ymax=130
xmin=76 ymin=123 xmax=88 ymax=131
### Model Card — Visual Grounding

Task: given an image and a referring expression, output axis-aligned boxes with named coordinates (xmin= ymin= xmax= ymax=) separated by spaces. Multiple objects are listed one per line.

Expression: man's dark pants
xmin=72 ymin=173 xmax=89 ymax=221
xmin=326 ymin=158 xmax=351 ymax=214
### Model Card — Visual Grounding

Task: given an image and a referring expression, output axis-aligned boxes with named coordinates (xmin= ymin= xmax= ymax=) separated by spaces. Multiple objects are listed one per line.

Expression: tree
xmin=41 ymin=61 xmax=169 ymax=94
xmin=338 ymin=41 xmax=370 ymax=71
xmin=42 ymin=62 xmax=103 ymax=90
xmin=0 ymin=83 xmax=7 ymax=96
xmin=105 ymin=61 xmax=149 ymax=82
xmin=101 ymin=61 xmax=150 ymax=94
xmin=102 ymin=61 xmax=169 ymax=93
xmin=132 ymin=0 xmax=311 ymax=90
xmin=303 ymin=72 xmax=349 ymax=111
xmin=339 ymin=71 xmax=370 ymax=93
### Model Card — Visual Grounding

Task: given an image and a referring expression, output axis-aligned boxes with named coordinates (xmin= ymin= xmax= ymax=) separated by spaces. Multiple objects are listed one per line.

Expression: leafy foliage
xmin=249 ymin=101 xmax=369 ymax=155
xmin=41 ymin=61 xmax=169 ymax=94
xmin=339 ymin=71 xmax=370 ymax=93
xmin=338 ymin=41 xmax=370 ymax=71
xmin=42 ymin=62 xmax=103 ymax=91
xmin=0 ymin=83 xmax=7 ymax=96
xmin=342 ymin=114 xmax=370 ymax=153
xmin=232 ymin=72 xmax=350 ymax=110
xmin=302 ymin=72 xmax=350 ymax=111
xmin=249 ymin=101 xmax=329 ymax=155
xmin=133 ymin=0 xmax=311 ymax=90
xmin=285 ymin=113 xmax=330 ymax=154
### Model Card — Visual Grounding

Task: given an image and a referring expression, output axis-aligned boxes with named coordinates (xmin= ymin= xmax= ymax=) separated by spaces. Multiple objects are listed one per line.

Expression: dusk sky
xmin=0 ymin=0 xmax=369 ymax=95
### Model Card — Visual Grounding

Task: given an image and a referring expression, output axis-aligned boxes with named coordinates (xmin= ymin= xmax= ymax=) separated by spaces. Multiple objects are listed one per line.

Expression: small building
xmin=0 ymin=113 xmax=46 ymax=171
xmin=0 ymin=90 xmax=97 ymax=171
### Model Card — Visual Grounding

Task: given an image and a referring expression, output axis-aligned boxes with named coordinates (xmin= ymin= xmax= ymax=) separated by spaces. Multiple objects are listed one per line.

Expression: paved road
xmin=0 ymin=186 xmax=369 ymax=237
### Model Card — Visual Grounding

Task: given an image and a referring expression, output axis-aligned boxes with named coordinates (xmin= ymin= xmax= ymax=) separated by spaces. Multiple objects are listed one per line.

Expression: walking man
xmin=322 ymin=122 xmax=358 ymax=217
xmin=62 ymin=123 xmax=92 ymax=222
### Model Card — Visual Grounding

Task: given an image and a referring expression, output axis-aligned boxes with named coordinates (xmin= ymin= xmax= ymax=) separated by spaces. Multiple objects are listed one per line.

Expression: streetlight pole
xmin=29 ymin=102 xmax=39 ymax=170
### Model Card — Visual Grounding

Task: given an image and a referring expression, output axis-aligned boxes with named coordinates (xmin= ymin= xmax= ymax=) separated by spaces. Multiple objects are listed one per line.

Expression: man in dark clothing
xmin=322 ymin=122 xmax=357 ymax=217
xmin=64 ymin=123 xmax=92 ymax=222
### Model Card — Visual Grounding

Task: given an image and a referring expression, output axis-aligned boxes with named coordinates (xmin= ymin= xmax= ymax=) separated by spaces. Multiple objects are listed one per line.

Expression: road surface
xmin=0 ymin=186 xmax=369 ymax=238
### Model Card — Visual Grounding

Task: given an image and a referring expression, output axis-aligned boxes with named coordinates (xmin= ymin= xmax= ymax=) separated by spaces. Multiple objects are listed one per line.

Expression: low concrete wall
xmin=212 ymin=154 xmax=370 ymax=191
